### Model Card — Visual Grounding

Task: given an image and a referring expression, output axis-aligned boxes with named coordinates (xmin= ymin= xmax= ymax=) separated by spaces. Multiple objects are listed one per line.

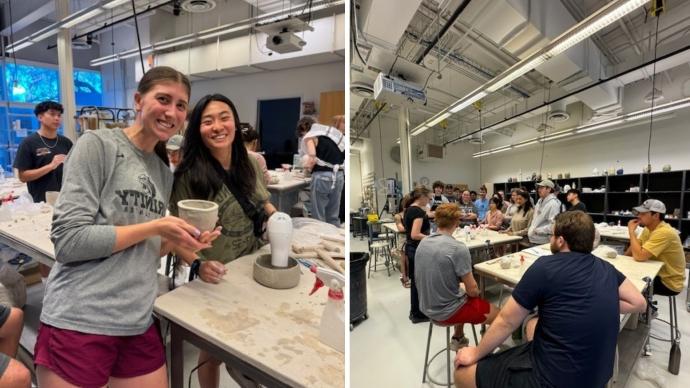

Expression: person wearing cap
xmin=445 ymin=184 xmax=457 ymax=203
xmin=625 ymin=199 xmax=686 ymax=296
xmin=527 ymin=179 xmax=562 ymax=245
xmin=166 ymin=134 xmax=184 ymax=172
xmin=565 ymin=189 xmax=587 ymax=212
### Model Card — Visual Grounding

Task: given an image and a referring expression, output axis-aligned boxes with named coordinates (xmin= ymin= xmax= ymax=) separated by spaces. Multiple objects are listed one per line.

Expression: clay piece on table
xmin=253 ymin=254 xmax=301 ymax=289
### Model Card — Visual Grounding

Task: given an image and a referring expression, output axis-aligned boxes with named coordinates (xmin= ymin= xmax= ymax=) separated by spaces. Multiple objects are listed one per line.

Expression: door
xmin=257 ymin=97 xmax=301 ymax=169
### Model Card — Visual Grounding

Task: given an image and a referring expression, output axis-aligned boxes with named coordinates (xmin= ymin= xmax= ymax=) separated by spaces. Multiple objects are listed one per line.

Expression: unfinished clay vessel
xmin=177 ymin=200 xmax=218 ymax=232
xmin=253 ymin=254 xmax=300 ymax=289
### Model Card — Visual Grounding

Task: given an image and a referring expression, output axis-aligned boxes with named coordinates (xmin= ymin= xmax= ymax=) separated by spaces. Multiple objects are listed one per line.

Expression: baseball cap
xmin=166 ymin=134 xmax=184 ymax=151
xmin=536 ymin=179 xmax=555 ymax=189
xmin=633 ymin=199 xmax=666 ymax=214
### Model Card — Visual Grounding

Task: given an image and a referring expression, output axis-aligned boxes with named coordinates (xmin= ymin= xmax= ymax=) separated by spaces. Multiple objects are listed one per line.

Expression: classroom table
xmin=154 ymin=242 xmax=344 ymax=388
xmin=451 ymin=228 xmax=523 ymax=252
xmin=267 ymin=176 xmax=311 ymax=214
xmin=0 ymin=208 xmax=54 ymax=267
xmin=474 ymin=245 xmax=663 ymax=387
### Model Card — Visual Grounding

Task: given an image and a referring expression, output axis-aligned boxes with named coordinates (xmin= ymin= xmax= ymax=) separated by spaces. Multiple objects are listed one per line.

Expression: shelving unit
xmin=493 ymin=170 xmax=690 ymax=242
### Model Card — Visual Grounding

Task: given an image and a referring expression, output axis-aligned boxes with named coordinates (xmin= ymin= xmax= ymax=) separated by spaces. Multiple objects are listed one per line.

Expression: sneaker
xmin=409 ymin=313 xmax=430 ymax=324
xmin=450 ymin=336 xmax=470 ymax=351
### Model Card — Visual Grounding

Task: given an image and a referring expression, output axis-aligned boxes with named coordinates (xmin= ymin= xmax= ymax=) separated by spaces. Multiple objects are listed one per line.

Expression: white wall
xmin=352 ymin=112 xmax=481 ymax=211
xmin=189 ymin=62 xmax=344 ymax=127
xmin=480 ymin=108 xmax=690 ymax=185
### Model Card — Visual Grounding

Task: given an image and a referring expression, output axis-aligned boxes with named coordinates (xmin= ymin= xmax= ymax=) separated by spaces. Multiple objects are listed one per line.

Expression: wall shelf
xmin=493 ymin=170 xmax=690 ymax=241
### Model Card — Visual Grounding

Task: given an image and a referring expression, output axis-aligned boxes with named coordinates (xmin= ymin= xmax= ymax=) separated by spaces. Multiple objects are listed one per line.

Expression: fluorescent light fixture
xmin=513 ymin=140 xmax=539 ymax=148
xmin=426 ymin=113 xmax=450 ymax=128
xmin=548 ymin=0 xmax=647 ymax=57
xmin=62 ymin=8 xmax=104 ymax=29
xmin=31 ymin=28 xmax=60 ymax=43
xmin=540 ymin=131 xmax=574 ymax=142
xmin=487 ymin=56 xmax=546 ymax=93
xmin=450 ymin=91 xmax=487 ymax=113
xmin=198 ymin=25 xmax=245 ymax=40
xmin=6 ymin=41 xmax=32 ymax=53
xmin=154 ymin=38 xmax=197 ymax=50
xmin=395 ymin=138 xmax=401 ymax=144
xmin=103 ymin=0 xmax=131 ymax=9
xmin=576 ymin=119 xmax=624 ymax=133
xmin=410 ymin=125 xmax=430 ymax=136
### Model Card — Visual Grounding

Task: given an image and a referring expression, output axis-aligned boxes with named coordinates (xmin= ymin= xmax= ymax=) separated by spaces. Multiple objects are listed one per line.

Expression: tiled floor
xmin=350 ymin=236 xmax=690 ymax=388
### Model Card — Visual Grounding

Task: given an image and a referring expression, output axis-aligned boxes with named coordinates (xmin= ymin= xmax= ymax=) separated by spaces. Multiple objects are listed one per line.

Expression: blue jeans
xmin=310 ymin=170 xmax=345 ymax=227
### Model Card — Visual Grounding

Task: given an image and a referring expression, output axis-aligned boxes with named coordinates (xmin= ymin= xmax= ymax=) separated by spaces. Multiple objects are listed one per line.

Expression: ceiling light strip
xmin=471 ymin=97 xmax=690 ymax=157
xmin=410 ymin=0 xmax=647 ymax=137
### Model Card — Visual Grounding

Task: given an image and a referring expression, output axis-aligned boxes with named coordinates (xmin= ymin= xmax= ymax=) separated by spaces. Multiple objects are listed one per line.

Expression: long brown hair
xmin=137 ymin=66 xmax=191 ymax=164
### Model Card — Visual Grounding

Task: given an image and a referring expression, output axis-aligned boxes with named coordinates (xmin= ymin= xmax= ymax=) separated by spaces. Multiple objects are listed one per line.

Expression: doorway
xmin=256 ymin=97 xmax=301 ymax=169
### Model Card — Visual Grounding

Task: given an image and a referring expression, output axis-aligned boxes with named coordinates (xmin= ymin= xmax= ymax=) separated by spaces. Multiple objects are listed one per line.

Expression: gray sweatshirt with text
xmin=41 ymin=129 xmax=173 ymax=336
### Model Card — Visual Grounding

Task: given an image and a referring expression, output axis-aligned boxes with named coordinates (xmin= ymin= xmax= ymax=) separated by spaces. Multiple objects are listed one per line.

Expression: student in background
xmin=240 ymin=123 xmax=271 ymax=185
xmin=14 ymin=100 xmax=74 ymax=288
xmin=166 ymin=134 xmax=183 ymax=172
xmin=303 ymin=116 xmax=345 ymax=227
xmin=566 ymin=189 xmax=587 ymax=212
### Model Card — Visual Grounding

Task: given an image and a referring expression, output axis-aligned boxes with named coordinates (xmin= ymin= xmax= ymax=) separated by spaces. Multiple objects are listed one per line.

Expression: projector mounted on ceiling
xmin=256 ymin=16 xmax=314 ymax=54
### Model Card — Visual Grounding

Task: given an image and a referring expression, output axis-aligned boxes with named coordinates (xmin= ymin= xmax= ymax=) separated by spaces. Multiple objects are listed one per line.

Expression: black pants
xmin=405 ymin=243 xmax=426 ymax=319
xmin=653 ymin=275 xmax=680 ymax=296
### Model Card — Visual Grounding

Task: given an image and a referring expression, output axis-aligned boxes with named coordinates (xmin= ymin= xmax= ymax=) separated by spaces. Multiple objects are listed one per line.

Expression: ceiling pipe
xmin=444 ymin=41 xmax=690 ymax=146
xmin=414 ymin=0 xmax=472 ymax=64
xmin=45 ymin=1 xmax=172 ymax=50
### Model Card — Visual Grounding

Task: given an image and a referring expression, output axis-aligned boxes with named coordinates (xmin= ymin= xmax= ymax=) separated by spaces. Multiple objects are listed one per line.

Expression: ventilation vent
xmin=181 ymin=0 xmax=216 ymax=13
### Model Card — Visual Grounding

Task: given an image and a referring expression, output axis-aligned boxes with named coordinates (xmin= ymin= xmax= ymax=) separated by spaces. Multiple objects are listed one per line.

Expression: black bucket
xmin=350 ymin=252 xmax=369 ymax=326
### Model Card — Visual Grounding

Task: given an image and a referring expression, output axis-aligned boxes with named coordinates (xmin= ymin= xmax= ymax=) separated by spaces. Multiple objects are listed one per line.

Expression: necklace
xmin=38 ymin=132 xmax=59 ymax=149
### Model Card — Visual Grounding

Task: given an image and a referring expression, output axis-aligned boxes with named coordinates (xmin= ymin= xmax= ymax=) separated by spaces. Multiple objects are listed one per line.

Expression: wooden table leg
xmin=170 ymin=323 xmax=184 ymax=388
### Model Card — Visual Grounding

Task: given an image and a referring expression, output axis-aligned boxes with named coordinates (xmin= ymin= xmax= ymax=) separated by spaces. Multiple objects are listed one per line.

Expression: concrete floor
xmin=350 ymin=236 xmax=690 ymax=388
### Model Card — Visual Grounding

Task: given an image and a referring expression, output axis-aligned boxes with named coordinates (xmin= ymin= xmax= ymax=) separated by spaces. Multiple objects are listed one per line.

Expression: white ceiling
xmin=351 ymin=0 xmax=690 ymax=143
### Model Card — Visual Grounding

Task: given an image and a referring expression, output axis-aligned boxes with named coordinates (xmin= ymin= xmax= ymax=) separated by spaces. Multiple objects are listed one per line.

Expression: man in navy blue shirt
xmin=454 ymin=210 xmax=647 ymax=388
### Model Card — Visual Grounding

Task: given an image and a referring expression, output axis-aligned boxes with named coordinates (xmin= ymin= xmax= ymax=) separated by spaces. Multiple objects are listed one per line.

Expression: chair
xmin=422 ymin=320 xmax=479 ymax=387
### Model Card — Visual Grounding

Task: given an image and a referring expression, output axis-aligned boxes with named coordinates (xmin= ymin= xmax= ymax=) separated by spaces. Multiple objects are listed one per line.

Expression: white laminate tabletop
xmin=474 ymin=245 xmax=663 ymax=293
xmin=0 ymin=178 xmax=29 ymax=198
xmin=452 ymin=229 xmax=523 ymax=250
xmin=381 ymin=222 xmax=403 ymax=234
xmin=0 ymin=208 xmax=54 ymax=260
xmin=154 ymin=245 xmax=344 ymax=387
xmin=266 ymin=177 xmax=311 ymax=192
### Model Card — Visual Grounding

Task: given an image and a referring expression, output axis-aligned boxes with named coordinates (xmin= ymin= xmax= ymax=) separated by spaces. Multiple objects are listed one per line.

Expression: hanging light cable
xmin=645 ymin=11 xmax=662 ymax=190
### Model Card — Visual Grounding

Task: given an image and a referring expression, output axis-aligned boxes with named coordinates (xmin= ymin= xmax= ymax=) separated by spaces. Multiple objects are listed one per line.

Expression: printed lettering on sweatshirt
xmin=114 ymin=174 xmax=166 ymax=216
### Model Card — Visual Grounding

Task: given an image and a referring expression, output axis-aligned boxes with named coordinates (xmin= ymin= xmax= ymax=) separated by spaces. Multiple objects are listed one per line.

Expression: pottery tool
xmin=316 ymin=249 xmax=344 ymax=274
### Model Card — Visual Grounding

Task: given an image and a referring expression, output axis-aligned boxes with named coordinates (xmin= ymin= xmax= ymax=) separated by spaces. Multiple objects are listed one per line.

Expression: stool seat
xmin=423 ymin=320 xmax=479 ymax=387
xmin=369 ymin=241 xmax=389 ymax=249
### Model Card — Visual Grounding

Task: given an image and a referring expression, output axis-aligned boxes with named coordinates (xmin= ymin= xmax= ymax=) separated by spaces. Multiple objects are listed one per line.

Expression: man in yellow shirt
xmin=626 ymin=199 xmax=685 ymax=296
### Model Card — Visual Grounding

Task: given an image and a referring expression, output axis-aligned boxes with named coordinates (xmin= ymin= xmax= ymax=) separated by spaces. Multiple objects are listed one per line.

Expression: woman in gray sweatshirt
xmin=35 ymin=67 xmax=219 ymax=388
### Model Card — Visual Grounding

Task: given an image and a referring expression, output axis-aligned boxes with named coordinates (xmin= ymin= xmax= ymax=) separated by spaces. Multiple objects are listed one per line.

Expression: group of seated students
xmin=394 ymin=179 xmax=686 ymax=386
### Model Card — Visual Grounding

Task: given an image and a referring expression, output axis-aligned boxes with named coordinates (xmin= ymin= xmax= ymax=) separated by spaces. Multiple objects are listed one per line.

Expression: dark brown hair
xmin=404 ymin=185 xmax=431 ymax=207
xmin=432 ymin=181 xmax=444 ymax=190
xmin=137 ymin=66 xmax=191 ymax=164
xmin=435 ymin=203 xmax=461 ymax=229
xmin=553 ymin=211 xmax=595 ymax=253
xmin=296 ymin=116 xmax=315 ymax=138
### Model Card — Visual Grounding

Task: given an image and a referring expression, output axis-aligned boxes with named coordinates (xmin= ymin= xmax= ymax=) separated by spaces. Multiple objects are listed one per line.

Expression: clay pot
xmin=253 ymin=254 xmax=300 ymax=289
xmin=177 ymin=200 xmax=218 ymax=232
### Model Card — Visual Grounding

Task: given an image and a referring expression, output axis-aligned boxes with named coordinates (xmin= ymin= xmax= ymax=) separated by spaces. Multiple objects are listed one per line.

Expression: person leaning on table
xmin=454 ymin=211 xmax=647 ymax=388
xmin=527 ymin=179 xmax=562 ymax=245
xmin=625 ymin=199 xmax=686 ymax=297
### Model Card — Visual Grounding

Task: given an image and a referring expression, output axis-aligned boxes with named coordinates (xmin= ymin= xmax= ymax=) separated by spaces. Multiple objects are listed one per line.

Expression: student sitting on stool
xmin=416 ymin=203 xmax=498 ymax=350
xmin=455 ymin=211 xmax=647 ymax=388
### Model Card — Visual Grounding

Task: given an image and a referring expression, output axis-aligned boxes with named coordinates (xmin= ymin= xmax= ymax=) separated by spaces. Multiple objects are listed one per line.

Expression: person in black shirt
xmin=566 ymin=188 xmax=587 ymax=212
xmin=454 ymin=211 xmax=647 ymax=388
xmin=14 ymin=100 xmax=73 ymax=286
xmin=14 ymin=101 xmax=73 ymax=203
xmin=430 ymin=180 xmax=449 ymax=211
xmin=404 ymin=186 xmax=432 ymax=323
xmin=304 ymin=116 xmax=345 ymax=226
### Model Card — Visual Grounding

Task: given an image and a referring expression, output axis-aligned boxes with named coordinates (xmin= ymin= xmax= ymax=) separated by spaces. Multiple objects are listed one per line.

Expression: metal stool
xmin=368 ymin=240 xmax=394 ymax=278
xmin=422 ymin=321 xmax=479 ymax=387
xmin=648 ymin=294 xmax=682 ymax=375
